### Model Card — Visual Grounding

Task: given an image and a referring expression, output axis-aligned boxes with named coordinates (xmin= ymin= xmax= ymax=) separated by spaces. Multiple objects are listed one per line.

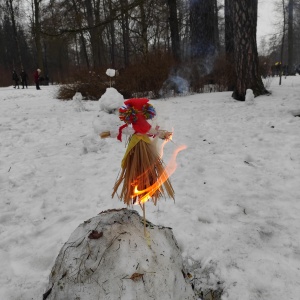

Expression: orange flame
xmin=158 ymin=139 xmax=169 ymax=159
xmin=158 ymin=129 xmax=173 ymax=158
xmin=133 ymin=143 xmax=187 ymax=204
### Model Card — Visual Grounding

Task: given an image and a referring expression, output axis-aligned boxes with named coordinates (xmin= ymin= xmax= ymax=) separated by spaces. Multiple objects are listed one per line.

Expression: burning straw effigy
xmin=100 ymin=98 xmax=186 ymax=235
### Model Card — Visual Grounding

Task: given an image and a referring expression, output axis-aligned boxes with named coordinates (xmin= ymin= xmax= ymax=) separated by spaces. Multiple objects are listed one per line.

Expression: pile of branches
xmin=57 ymin=69 xmax=107 ymax=100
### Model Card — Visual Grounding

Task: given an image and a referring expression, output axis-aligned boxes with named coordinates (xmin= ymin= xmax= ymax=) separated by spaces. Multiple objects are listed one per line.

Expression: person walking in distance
xmin=20 ymin=69 xmax=28 ymax=89
xmin=34 ymin=68 xmax=41 ymax=90
xmin=12 ymin=70 xmax=20 ymax=89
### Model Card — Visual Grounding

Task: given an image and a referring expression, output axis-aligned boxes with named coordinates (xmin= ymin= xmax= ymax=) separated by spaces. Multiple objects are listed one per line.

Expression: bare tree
xmin=84 ymin=0 xmax=104 ymax=67
xmin=139 ymin=0 xmax=148 ymax=55
xmin=279 ymin=0 xmax=287 ymax=84
xmin=288 ymin=0 xmax=294 ymax=74
xmin=167 ymin=0 xmax=181 ymax=62
xmin=231 ymin=0 xmax=267 ymax=100
xmin=70 ymin=0 xmax=90 ymax=68
xmin=295 ymin=1 xmax=300 ymax=64
xmin=190 ymin=0 xmax=216 ymax=59
xmin=110 ymin=2 xmax=117 ymax=68
xmin=32 ymin=0 xmax=43 ymax=69
xmin=6 ymin=0 xmax=22 ymax=69
xmin=213 ymin=0 xmax=220 ymax=53
xmin=120 ymin=0 xmax=130 ymax=67
xmin=225 ymin=0 xmax=234 ymax=56
xmin=224 ymin=0 xmax=235 ymax=90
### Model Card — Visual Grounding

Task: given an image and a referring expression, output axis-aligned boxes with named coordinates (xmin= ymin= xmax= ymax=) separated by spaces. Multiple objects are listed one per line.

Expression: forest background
xmin=0 ymin=0 xmax=299 ymax=99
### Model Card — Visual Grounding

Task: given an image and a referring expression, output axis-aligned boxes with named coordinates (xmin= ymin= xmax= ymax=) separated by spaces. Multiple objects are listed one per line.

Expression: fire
xmin=158 ymin=129 xmax=173 ymax=158
xmin=133 ymin=143 xmax=187 ymax=204
xmin=158 ymin=139 xmax=169 ymax=159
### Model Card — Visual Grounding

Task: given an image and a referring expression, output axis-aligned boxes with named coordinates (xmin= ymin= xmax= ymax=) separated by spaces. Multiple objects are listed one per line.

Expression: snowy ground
xmin=0 ymin=76 xmax=300 ymax=300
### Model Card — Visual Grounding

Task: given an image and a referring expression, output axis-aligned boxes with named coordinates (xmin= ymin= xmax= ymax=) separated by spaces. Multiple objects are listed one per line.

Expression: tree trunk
xmin=94 ymin=0 xmax=104 ymax=67
xmin=74 ymin=35 xmax=80 ymax=67
xmin=7 ymin=0 xmax=22 ymax=70
xmin=279 ymin=0 xmax=287 ymax=85
xmin=71 ymin=0 xmax=90 ymax=68
xmin=213 ymin=0 xmax=220 ymax=53
xmin=139 ymin=0 xmax=148 ymax=55
xmin=167 ymin=0 xmax=181 ymax=62
xmin=225 ymin=0 xmax=234 ymax=56
xmin=224 ymin=0 xmax=235 ymax=91
xmin=231 ymin=0 xmax=267 ymax=101
xmin=84 ymin=0 xmax=101 ymax=67
xmin=190 ymin=0 xmax=216 ymax=59
xmin=33 ymin=0 xmax=43 ymax=70
xmin=108 ymin=0 xmax=116 ymax=68
xmin=288 ymin=0 xmax=294 ymax=75
xmin=120 ymin=0 xmax=130 ymax=67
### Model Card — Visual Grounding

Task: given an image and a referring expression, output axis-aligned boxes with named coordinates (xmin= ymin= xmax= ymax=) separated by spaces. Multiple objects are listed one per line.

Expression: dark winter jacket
xmin=20 ymin=71 xmax=28 ymax=81
xmin=12 ymin=71 xmax=19 ymax=81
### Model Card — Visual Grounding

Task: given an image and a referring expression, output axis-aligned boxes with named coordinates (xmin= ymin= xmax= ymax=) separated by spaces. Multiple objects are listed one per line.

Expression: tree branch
xmin=41 ymin=0 xmax=143 ymax=37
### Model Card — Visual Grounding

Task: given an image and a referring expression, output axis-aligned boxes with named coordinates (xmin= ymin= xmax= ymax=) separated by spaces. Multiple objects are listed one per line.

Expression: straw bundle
xmin=112 ymin=136 xmax=174 ymax=205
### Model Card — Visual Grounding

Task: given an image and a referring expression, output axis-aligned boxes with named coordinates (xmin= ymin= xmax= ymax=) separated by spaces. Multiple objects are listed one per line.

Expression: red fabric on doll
xmin=123 ymin=98 xmax=151 ymax=134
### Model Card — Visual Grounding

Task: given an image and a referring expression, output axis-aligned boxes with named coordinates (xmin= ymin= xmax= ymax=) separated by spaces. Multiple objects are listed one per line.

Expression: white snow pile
xmin=72 ymin=92 xmax=85 ymax=112
xmin=44 ymin=208 xmax=195 ymax=300
xmin=106 ymin=68 xmax=116 ymax=77
xmin=245 ymin=89 xmax=254 ymax=105
xmin=92 ymin=88 xmax=123 ymax=135
xmin=83 ymin=87 xmax=123 ymax=153
xmin=98 ymin=87 xmax=123 ymax=113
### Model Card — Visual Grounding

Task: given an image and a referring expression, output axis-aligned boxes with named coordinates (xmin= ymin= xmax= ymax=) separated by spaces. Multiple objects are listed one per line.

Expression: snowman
xmin=92 ymin=86 xmax=124 ymax=137
xmin=245 ymin=89 xmax=254 ymax=105
xmin=72 ymin=92 xmax=85 ymax=112
xmin=83 ymin=69 xmax=124 ymax=153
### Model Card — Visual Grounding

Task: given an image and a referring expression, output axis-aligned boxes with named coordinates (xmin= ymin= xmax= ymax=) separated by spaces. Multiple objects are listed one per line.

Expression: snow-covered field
xmin=1 ymin=76 xmax=300 ymax=300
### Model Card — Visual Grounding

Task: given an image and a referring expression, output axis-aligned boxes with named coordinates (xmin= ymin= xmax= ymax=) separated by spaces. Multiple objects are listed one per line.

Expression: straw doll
xmin=101 ymin=98 xmax=174 ymax=206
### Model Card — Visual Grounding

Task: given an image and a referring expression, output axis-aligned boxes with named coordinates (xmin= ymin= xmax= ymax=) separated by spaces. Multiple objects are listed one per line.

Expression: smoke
xmin=169 ymin=76 xmax=189 ymax=93
xmin=202 ymin=52 xmax=218 ymax=75
xmin=159 ymin=51 xmax=218 ymax=98
xmin=159 ymin=75 xmax=189 ymax=97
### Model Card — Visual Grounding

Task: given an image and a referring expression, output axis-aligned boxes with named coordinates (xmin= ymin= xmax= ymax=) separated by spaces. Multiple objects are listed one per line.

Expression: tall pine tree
xmin=231 ymin=0 xmax=268 ymax=100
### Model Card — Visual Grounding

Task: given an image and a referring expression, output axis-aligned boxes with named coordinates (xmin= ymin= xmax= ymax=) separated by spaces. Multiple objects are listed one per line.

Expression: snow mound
xmin=82 ymin=133 xmax=106 ymax=153
xmin=72 ymin=92 xmax=85 ymax=112
xmin=92 ymin=87 xmax=124 ymax=138
xmin=44 ymin=208 xmax=196 ymax=300
xmin=245 ymin=89 xmax=254 ymax=105
xmin=106 ymin=68 xmax=116 ymax=77
xmin=92 ymin=111 xmax=121 ymax=136
xmin=99 ymin=87 xmax=124 ymax=113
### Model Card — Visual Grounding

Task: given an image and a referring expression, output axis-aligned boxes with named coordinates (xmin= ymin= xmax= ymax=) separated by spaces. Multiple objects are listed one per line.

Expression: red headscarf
xmin=117 ymin=98 xmax=155 ymax=141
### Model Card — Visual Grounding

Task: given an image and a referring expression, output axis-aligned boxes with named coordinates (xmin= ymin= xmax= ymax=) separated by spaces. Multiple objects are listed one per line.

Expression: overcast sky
xmin=257 ymin=0 xmax=278 ymax=42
